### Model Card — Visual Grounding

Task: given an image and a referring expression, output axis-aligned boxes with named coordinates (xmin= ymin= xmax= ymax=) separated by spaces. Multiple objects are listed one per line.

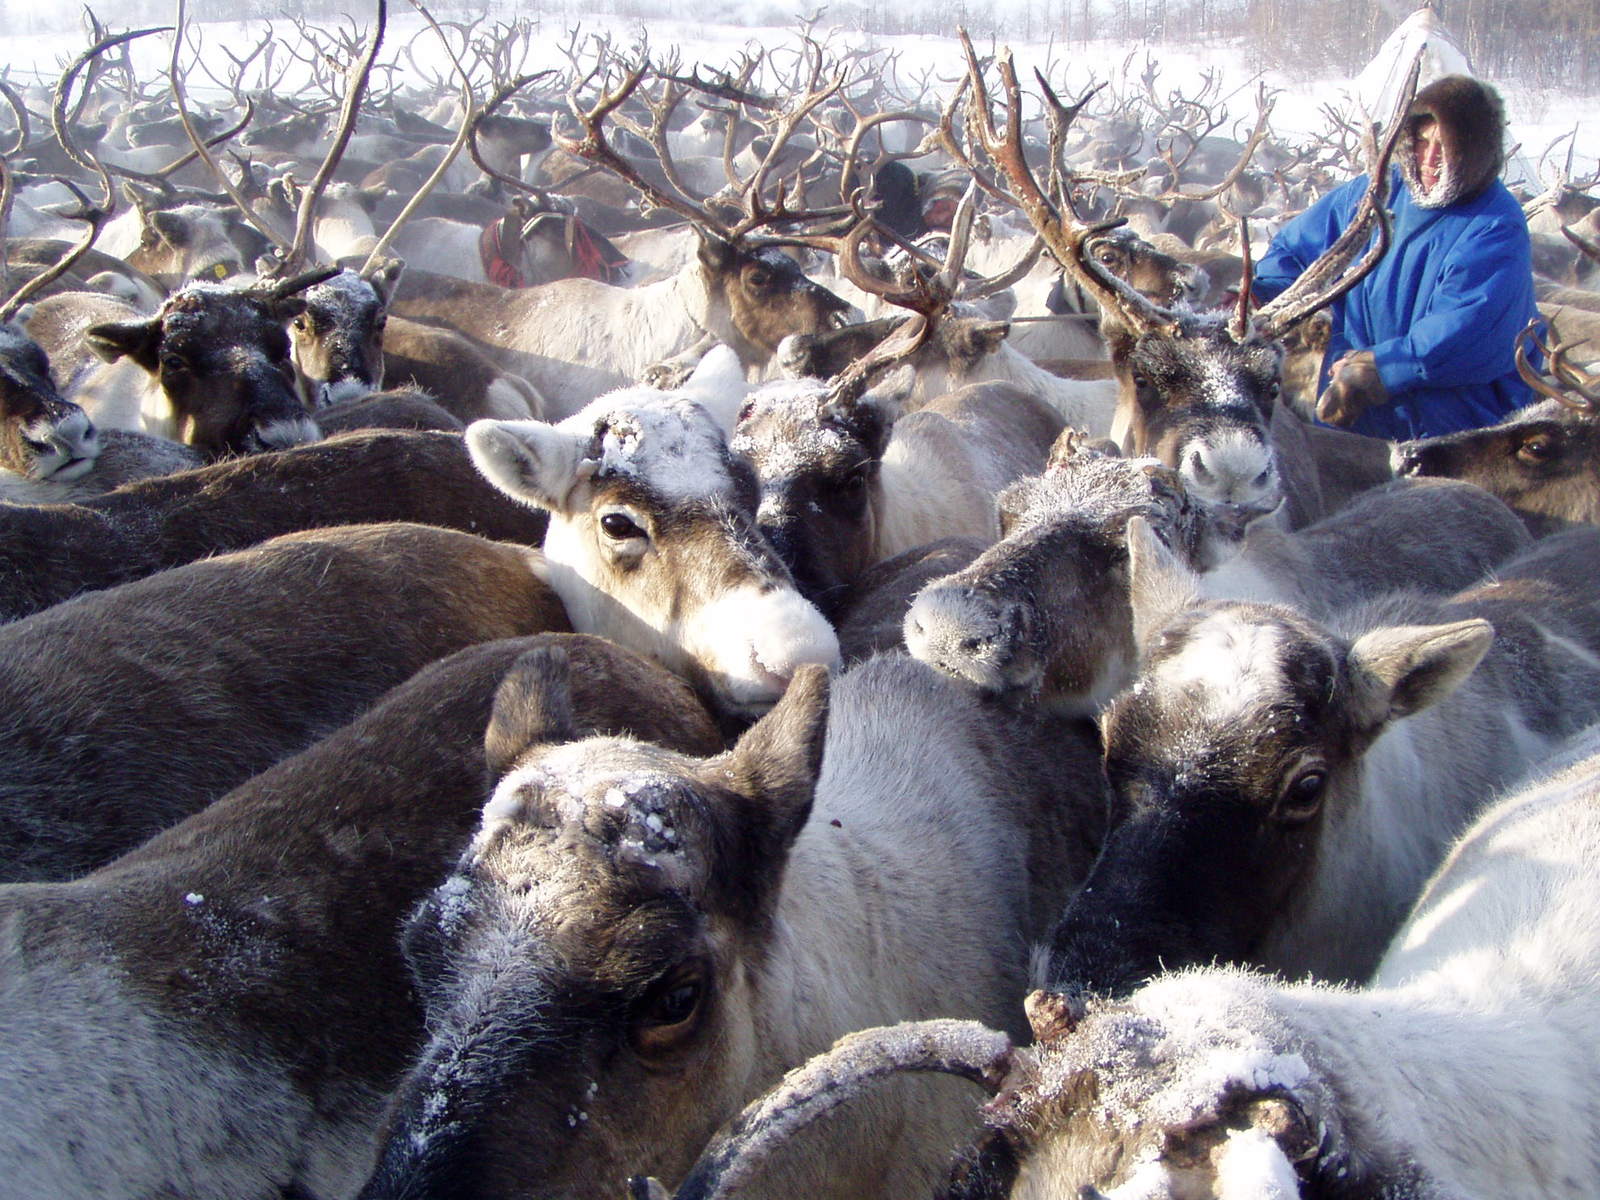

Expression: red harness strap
xmin=478 ymin=216 xmax=527 ymax=289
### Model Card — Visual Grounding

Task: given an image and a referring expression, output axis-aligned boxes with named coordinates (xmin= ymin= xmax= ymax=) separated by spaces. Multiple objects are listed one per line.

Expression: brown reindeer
xmin=0 ymin=428 xmax=550 ymax=624
xmin=36 ymin=273 xmax=329 ymax=458
xmin=1396 ymin=325 xmax=1600 ymax=534
xmin=0 ymin=521 xmax=571 ymax=882
xmin=0 ymin=635 xmax=720 ymax=1200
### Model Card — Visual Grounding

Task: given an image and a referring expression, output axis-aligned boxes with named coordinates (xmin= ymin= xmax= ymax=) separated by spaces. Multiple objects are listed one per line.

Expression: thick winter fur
xmin=0 ymin=427 xmax=202 ymax=504
xmin=0 ymin=522 xmax=572 ymax=881
xmin=0 ymin=429 xmax=551 ymax=624
xmin=1042 ymin=527 xmax=1600 ymax=998
xmin=467 ymin=377 xmax=840 ymax=723
xmin=359 ymin=653 xmax=1107 ymax=1200
xmin=0 ymin=635 xmax=720 ymax=1200
xmin=1396 ymin=74 xmax=1506 ymax=209
xmin=390 ymin=237 xmax=848 ymax=419
xmin=38 ymin=283 xmax=322 ymax=458
xmin=998 ymin=721 xmax=1600 ymax=1200
xmin=1201 ymin=476 xmax=1530 ymax=615
xmin=904 ymin=437 xmax=1211 ymax=715
xmin=1396 ymin=399 xmax=1600 ymax=535
xmin=776 ymin=316 xmax=1118 ymax=433
xmin=733 ymin=378 xmax=1063 ymax=618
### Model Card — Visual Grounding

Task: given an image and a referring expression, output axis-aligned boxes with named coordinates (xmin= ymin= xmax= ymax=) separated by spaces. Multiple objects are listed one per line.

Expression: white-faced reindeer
xmin=0 ymin=636 xmax=722 ymax=1200
xmin=356 ymin=643 xmax=1107 ymax=1200
xmin=466 ymin=364 xmax=841 ymax=724
xmin=647 ymin=722 xmax=1600 ymax=1200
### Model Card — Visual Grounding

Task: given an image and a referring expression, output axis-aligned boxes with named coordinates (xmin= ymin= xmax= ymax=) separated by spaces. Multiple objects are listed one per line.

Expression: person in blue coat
xmin=1253 ymin=75 xmax=1540 ymax=440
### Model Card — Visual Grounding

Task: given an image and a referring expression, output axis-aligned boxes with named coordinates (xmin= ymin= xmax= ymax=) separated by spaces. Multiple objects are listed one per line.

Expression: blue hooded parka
xmin=1253 ymin=167 xmax=1540 ymax=441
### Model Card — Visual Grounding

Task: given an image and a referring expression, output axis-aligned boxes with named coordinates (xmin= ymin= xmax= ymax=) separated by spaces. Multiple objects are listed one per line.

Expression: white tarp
xmin=1353 ymin=7 xmax=1475 ymax=122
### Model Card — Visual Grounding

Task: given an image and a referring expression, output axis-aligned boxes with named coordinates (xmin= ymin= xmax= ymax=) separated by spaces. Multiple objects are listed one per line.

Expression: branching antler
xmin=0 ymin=180 xmax=108 ymax=323
xmin=359 ymin=0 xmax=475 ymax=278
xmin=284 ymin=0 xmax=387 ymax=272
xmin=1516 ymin=320 xmax=1600 ymax=413
xmin=170 ymin=2 xmax=295 ymax=257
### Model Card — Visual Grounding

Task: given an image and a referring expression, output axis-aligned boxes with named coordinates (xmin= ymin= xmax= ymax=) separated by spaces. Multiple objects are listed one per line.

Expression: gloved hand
xmin=1316 ymin=350 xmax=1387 ymax=427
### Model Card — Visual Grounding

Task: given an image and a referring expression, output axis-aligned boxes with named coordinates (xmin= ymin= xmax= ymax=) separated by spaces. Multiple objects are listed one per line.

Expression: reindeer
xmin=956 ymin=37 xmax=1418 ymax=530
xmin=465 ymin=367 xmax=840 ymax=725
xmin=356 ymin=649 xmax=1107 ymax=1200
xmin=1040 ymin=524 xmax=1600 ymax=999
xmin=388 ymin=61 xmax=853 ymax=418
xmin=734 ymin=377 xmax=1062 ymax=618
xmin=0 ymin=636 xmax=721 ymax=1200
xmin=644 ymin=722 xmax=1600 ymax=1200
xmin=286 ymin=265 xmax=542 ymax=420
xmin=1396 ymin=325 xmax=1600 ymax=534
xmin=0 ymin=521 xmax=575 ymax=882
xmin=30 ymin=272 xmax=329 ymax=458
xmin=904 ymin=431 xmax=1525 ymax=716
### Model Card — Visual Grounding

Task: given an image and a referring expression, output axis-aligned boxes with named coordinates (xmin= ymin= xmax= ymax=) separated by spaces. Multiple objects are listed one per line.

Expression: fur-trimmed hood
xmin=1397 ymin=75 xmax=1506 ymax=208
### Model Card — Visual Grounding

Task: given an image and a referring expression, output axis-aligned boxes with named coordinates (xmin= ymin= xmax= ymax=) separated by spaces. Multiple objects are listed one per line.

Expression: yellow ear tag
xmin=213 ymin=263 xmax=228 ymax=279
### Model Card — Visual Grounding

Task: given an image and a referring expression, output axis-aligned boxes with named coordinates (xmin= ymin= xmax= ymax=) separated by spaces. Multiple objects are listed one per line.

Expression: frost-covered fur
xmin=1043 ymin=528 xmax=1600 ymax=997
xmin=1007 ymin=722 xmax=1600 ymax=1200
xmin=359 ymin=653 xmax=1105 ymax=1200
xmin=0 ymin=637 xmax=720 ymax=1200
xmin=466 ymin=362 xmax=839 ymax=721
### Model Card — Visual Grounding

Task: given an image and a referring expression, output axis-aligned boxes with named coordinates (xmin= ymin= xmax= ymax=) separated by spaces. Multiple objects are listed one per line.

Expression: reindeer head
xmin=84 ymin=272 xmax=329 ymax=458
xmin=466 ymin=364 xmax=839 ymax=722
xmin=0 ymin=321 xmax=99 ymax=482
xmin=359 ymin=652 xmax=830 ymax=1200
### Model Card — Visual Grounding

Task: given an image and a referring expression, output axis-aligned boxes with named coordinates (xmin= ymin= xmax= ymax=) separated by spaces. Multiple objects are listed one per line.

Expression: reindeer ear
xmin=484 ymin=644 xmax=578 ymax=779
xmin=1126 ymin=513 xmax=1201 ymax=656
xmin=677 ymin=344 xmax=748 ymax=433
xmin=367 ymin=259 xmax=405 ymax=305
xmin=465 ymin=418 xmax=588 ymax=513
xmin=1347 ymin=619 xmax=1494 ymax=731
xmin=721 ymin=664 xmax=831 ymax=859
xmin=948 ymin=319 xmax=1010 ymax=366
xmin=148 ymin=210 xmax=190 ymax=249
xmin=85 ymin=318 xmax=162 ymax=372
xmin=695 ymin=227 xmax=737 ymax=273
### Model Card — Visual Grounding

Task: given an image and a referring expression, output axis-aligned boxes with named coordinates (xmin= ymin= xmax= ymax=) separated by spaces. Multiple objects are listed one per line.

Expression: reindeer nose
xmin=905 ymin=587 xmax=1031 ymax=693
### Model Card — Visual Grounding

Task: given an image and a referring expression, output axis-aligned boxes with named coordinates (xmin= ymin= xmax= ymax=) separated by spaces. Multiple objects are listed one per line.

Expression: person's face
xmin=1415 ymin=117 xmax=1445 ymax=192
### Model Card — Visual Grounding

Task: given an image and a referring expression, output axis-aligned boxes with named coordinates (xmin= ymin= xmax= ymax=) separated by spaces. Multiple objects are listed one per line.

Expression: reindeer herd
xmin=0 ymin=8 xmax=1598 ymax=1199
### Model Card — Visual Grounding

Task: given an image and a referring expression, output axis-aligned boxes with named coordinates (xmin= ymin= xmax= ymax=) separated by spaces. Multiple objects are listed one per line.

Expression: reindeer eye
xmin=747 ymin=267 xmax=772 ymax=287
xmin=632 ymin=967 xmax=707 ymax=1053
xmin=599 ymin=511 xmax=645 ymax=541
xmin=1517 ymin=435 xmax=1555 ymax=463
xmin=1280 ymin=769 xmax=1326 ymax=819
xmin=160 ymin=352 xmax=187 ymax=374
xmin=292 ymin=315 xmax=309 ymax=332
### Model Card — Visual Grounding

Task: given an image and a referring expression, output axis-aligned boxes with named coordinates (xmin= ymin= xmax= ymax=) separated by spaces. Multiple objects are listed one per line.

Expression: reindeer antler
xmin=1250 ymin=51 xmax=1421 ymax=339
xmin=1516 ymin=320 xmax=1600 ymax=413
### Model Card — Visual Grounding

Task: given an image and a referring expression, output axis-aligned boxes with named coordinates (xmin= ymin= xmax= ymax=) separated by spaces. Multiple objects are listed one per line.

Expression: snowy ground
xmin=0 ymin=9 xmax=1593 ymax=187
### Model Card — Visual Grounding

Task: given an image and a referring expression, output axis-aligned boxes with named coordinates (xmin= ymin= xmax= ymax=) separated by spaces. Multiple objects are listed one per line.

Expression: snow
xmin=561 ymin=390 xmax=735 ymax=503
xmin=1213 ymin=1127 xmax=1303 ymax=1199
